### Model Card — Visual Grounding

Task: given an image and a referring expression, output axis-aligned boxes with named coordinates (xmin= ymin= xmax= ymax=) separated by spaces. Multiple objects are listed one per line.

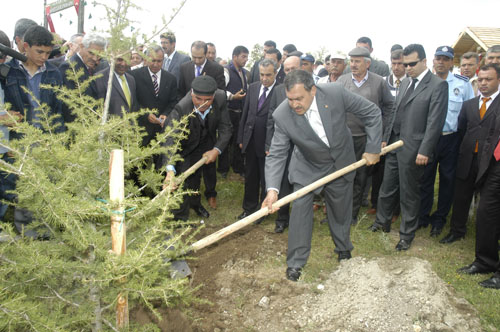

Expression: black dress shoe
xmin=193 ymin=205 xmax=209 ymax=218
xmin=369 ymin=223 xmax=390 ymax=233
xmin=274 ymin=224 xmax=287 ymax=233
xmin=286 ymin=267 xmax=302 ymax=281
xmin=430 ymin=226 xmax=443 ymax=237
xmin=439 ymin=232 xmax=465 ymax=244
xmin=219 ymin=172 xmax=228 ymax=179
xmin=457 ymin=263 xmax=493 ymax=275
xmin=338 ymin=251 xmax=352 ymax=262
xmin=238 ymin=211 xmax=252 ymax=220
xmin=479 ymin=276 xmax=500 ymax=289
xmin=395 ymin=239 xmax=412 ymax=251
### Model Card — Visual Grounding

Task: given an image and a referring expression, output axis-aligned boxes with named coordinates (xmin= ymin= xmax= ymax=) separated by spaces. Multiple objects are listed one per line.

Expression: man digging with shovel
xmin=262 ymin=70 xmax=383 ymax=281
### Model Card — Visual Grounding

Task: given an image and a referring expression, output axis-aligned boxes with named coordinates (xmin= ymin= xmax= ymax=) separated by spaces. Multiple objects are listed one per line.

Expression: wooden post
xmin=109 ymin=149 xmax=128 ymax=328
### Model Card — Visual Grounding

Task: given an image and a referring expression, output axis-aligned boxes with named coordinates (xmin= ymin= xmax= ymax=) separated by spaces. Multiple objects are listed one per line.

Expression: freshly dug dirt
xmin=136 ymin=224 xmax=483 ymax=332
xmin=187 ymin=226 xmax=483 ymax=332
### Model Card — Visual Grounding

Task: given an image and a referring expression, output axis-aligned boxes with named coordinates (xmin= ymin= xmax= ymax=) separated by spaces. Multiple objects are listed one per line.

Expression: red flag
xmin=45 ymin=6 xmax=55 ymax=33
xmin=74 ymin=0 xmax=80 ymax=13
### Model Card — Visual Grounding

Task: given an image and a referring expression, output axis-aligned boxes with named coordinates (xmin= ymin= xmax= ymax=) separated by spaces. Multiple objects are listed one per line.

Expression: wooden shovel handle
xmin=152 ymin=156 xmax=208 ymax=202
xmin=190 ymin=140 xmax=404 ymax=252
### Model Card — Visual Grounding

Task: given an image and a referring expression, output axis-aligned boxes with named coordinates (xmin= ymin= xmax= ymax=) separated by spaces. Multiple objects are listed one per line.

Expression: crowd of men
xmin=0 ymin=18 xmax=499 ymax=289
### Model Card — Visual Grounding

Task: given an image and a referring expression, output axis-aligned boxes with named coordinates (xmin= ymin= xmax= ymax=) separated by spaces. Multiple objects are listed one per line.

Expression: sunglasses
xmin=403 ymin=60 xmax=420 ymax=68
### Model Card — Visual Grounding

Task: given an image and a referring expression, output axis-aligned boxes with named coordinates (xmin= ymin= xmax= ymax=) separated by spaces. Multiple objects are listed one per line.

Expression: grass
xmin=198 ymin=170 xmax=499 ymax=332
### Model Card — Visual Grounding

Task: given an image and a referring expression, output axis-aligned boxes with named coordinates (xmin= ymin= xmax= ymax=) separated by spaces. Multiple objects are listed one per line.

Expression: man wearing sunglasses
xmin=419 ymin=46 xmax=474 ymax=237
xmin=370 ymin=44 xmax=448 ymax=251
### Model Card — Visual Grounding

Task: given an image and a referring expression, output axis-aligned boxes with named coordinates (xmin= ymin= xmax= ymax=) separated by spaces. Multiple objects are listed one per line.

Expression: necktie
xmin=475 ymin=97 xmax=492 ymax=152
xmin=306 ymin=108 xmax=329 ymax=147
xmin=152 ymin=73 xmax=159 ymax=97
xmin=393 ymin=78 xmax=417 ymax=135
xmin=120 ymin=75 xmax=131 ymax=108
xmin=494 ymin=139 xmax=500 ymax=161
xmin=196 ymin=65 xmax=202 ymax=77
xmin=257 ymin=86 xmax=268 ymax=110
xmin=164 ymin=57 xmax=171 ymax=71
xmin=395 ymin=79 xmax=401 ymax=88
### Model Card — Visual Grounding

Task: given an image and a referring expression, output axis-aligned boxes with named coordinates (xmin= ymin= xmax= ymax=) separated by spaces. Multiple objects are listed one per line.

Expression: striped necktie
xmin=152 ymin=73 xmax=159 ymax=97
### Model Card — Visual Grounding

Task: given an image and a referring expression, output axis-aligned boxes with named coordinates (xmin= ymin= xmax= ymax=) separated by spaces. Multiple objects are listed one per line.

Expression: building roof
xmin=452 ymin=27 xmax=500 ymax=65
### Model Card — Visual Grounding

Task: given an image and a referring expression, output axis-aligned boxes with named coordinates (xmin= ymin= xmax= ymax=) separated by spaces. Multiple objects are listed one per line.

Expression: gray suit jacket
xmin=385 ymin=70 xmax=448 ymax=162
xmin=162 ymin=51 xmax=191 ymax=85
xmin=265 ymin=83 xmax=382 ymax=191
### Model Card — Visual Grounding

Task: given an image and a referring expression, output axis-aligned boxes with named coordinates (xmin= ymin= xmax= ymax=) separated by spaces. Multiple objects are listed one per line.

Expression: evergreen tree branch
xmin=45 ymin=283 xmax=80 ymax=307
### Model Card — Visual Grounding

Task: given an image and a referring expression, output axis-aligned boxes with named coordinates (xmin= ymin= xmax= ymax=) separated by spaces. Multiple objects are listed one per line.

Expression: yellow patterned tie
xmin=120 ymin=75 xmax=131 ymax=108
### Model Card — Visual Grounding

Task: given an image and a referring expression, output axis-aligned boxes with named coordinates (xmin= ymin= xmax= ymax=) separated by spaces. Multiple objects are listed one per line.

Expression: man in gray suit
xmin=161 ymin=32 xmax=190 ymax=85
xmin=262 ymin=70 xmax=382 ymax=281
xmin=370 ymin=44 xmax=448 ymax=251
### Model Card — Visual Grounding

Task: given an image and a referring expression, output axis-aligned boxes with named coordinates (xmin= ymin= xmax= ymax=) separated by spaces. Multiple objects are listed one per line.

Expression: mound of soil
xmin=186 ymin=226 xmax=482 ymax=332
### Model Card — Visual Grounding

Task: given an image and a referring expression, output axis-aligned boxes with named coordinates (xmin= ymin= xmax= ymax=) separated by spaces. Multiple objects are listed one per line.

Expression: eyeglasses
xmin=403 ymin=60 xmax=420 ymax=68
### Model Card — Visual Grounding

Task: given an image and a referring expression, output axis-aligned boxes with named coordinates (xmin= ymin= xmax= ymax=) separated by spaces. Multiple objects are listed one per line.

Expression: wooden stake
xmin=191 ymin=140 xmax=404 ymax=252
xmin=109 ymin=149 xmax=128 ymax=329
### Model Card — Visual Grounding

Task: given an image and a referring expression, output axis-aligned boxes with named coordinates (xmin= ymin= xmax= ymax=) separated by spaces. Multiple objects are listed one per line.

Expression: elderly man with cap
xmin=300 ymin=54 xmax=319 ymax=83
xmin=418 ymin=46 xmax=474 ymax=237
xmin=162 ymin=76 xmax=232 ymax=222
xmin=317 ymin=52 xmax=346 ymax=83
xmin=337 ymin=47 xmax=394 ymax=225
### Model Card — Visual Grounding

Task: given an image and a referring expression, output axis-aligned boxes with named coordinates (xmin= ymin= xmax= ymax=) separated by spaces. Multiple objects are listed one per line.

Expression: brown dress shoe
xmin=208 ymin=197 xmax=217 ymax=209
xmin=367 ymin=208 xmax=377 ymax=215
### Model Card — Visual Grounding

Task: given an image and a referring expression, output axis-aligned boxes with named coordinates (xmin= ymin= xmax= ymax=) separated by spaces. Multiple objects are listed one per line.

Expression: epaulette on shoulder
xmin=454 ymin=73 xmax=469 ymax=82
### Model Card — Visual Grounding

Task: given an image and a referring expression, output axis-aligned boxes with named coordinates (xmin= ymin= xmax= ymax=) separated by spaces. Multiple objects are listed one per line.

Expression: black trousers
xmin=448 ymin=154 xmax=478 ymax=237
xmin=218 ymin=110 xmax=244 ymax=174
xmin=474 ymin=157 xmax=500 ymax=272
xmin=242 ymin=138 xmax=266 ymax=213
xmin=201 ymin=162 xmax=217 ymax=199
xmin=419 ymin=133 xmax=460 ymax=228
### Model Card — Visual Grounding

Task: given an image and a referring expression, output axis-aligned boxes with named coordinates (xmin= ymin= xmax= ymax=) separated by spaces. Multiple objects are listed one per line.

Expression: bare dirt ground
xmin=137 ymin=222 xmax=484 ymax=332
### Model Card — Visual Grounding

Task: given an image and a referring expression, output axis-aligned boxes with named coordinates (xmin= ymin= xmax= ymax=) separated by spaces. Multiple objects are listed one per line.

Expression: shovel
xmin=170 ymin=140 xmax=404 ymax=277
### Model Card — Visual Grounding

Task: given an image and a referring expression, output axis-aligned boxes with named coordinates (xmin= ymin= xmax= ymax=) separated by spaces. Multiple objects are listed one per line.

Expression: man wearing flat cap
xmin=419 ymin=46 xmax=473 ymax=238
xmin=162 ymin=75 xmax=232 ymax=221
xmin=337 ymin=47 xmax=394 ymax=225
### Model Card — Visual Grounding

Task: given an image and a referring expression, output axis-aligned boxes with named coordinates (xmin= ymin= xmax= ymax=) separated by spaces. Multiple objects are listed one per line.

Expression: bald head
xmin=284 ymin=56 xmax=300 ymax=75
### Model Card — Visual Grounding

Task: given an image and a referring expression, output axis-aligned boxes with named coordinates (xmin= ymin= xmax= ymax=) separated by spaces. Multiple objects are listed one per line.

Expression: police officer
xmin=418 ymin=46 xmax=474 ymax=236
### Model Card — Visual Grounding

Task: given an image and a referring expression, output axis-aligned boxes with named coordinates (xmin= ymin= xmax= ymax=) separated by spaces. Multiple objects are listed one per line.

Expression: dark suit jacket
xmin=384 ymin=70 xmax=448 ymax=163
xmin=456 ymin=96 xmax=500 ymax=180
xmin=238 ymin=82 xmax=275 ymax=157
xmin=249 ymin=59 xmax=262 ymax=84
xmin=265 ymin=83 xmax=382 ymax=190
xmin=161 ymin=89 xmax=232 ymax=169
xmin=59 ymin=54 xmax=98 ymax=123
xmin=477 ymin=97 xmax=500 ymax=183
xmin=275 ymin=66 xmax=286 ymax=85
xmin=265 ymin=84 xmax=287 ymax=151
xmin=95 ymin=68 xmax=138 ymax=117
xmin=130 ymin=67 xmax=177 ymax=146
xmin=162 ymin=51 xmax=191 ymax=85
xmin=178 ymin=59 xmax=225 ymax=100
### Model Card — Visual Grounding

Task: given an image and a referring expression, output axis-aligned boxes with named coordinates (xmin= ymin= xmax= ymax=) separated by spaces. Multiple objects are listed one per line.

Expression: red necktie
xmin=494 ymin=139 xmax=500 ymax=161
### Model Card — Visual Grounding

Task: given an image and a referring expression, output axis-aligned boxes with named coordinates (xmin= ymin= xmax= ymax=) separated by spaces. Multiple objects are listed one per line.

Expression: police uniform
xmin=419 ymin=46 xmax=475 ymax=232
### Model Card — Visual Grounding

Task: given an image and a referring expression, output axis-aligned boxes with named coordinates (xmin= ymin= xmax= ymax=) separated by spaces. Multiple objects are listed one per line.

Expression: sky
xmin=3 ymin=0 xmax=500 ymax=66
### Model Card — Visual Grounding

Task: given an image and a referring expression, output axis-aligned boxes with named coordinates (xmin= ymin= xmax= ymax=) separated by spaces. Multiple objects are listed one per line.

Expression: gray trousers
xmin=374 ymin=149 xmax=425 ymax=241
xmin=287 ymin=177 xmax=354 ymax=268
xmin=352 ymin=135 xmax=368 ymax=223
